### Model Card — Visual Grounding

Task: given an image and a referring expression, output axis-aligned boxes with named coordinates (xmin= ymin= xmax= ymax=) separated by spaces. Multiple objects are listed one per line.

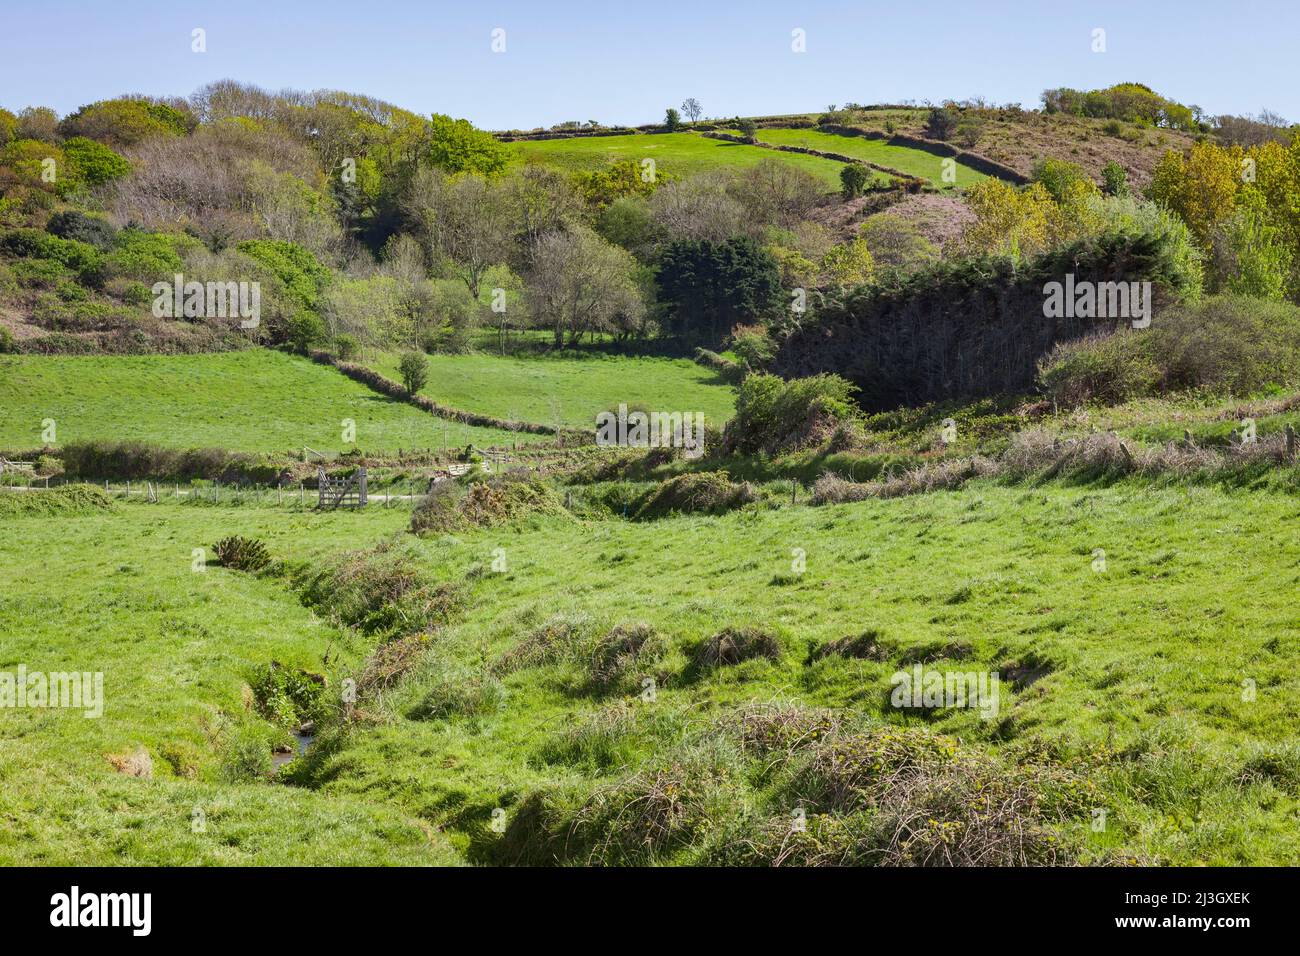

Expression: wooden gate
xmin=317 ymin=467 xmax=367 ymax=509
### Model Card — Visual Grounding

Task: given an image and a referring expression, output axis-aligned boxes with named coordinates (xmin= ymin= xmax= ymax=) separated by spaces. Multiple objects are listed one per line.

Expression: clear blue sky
xmin=1 ymin=0 xmax=1295 ymax=129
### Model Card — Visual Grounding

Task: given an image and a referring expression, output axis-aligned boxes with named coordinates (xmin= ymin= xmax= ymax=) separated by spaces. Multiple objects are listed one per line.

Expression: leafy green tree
xmin=664 ymin=108 xmax=681 ymax=131
xmin=237 ymin=238 xmax=332 ymax=347
xmin=423 ymin=114 xmax=510 ymax=176
xmin=0 ymin=109 xmax=16 ymax=147
xmin=596 ymin=195 xmax=660 ymax=257
xmin=1215 ymin=191 xmax=1293 ymax=299
xmin=840 ymin=164 xmax=869 ymax=199
xmin=61 ymin=137 xmax=131 ymax=187
xmin=573 ymin=159 xmax=664 ymax=208
xmin=656 ymin=236 xmax=783 ymax=346
xmin=1031 ymin=158 xmax=1096 ymax=204
xmin=398 ymin=351 xmax=429 ymax=395
xmin=58 ymin=98 xmax=192 ymax=147
xmin=820 ymin=238 xmax=875 ymax=287
xmin=1101 ymin=161 xmax=1130 ymax=198
xmin=1147 ymin=142 xmax=1244 ymax=248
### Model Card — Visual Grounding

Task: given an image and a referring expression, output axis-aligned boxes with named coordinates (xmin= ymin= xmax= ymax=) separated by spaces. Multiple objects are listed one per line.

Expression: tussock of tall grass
xmin=493 ymin=612 xmax=594 ymax=675
xmin=693 ymin=626 xmax=782 ymax=668
xmin=295 ymin=539 xmax=463 ymax=638
xmin=587 ymin=622 xmax=665 ymax=693
xmin=567 ymin=741 xmax=745 ymax=864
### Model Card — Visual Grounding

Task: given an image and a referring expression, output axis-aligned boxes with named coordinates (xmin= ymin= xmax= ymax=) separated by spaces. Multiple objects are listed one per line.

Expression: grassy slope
xmin=510 ymin=131 xmax=883 ymax=189
xmin=0 ymin=499 xmax=457 ymax=864
xmin=0 ymin=350 xmax=537 ymax=454
xmin=364 ymin=351 xmax=736 ymax=430
xmin=769 ymin=108 xmax=1195 ymax=188
xmin=309 ymin=482 xmax=1297 ymax=864
xmin=757 ymin=127 xmax=989 ymax=188
xmin=8 ymin=479 xmax=1300 ymax=864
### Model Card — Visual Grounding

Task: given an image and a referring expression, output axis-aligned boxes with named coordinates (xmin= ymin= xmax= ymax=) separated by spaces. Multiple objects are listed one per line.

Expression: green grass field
xmin=756 ymin=127 xmax=990 ymax=188
xmin=511 ymin=131 xmax=886 ymax=189
xmin=7 ymin=479 xmax=1297 ymax=864
xmin=364 ymin=351 xmax=737 ymax=430
xmin=0 ymin=497 xmax=457 ymax=864
xmin=0 ymin=350 xmax=537 ymax=454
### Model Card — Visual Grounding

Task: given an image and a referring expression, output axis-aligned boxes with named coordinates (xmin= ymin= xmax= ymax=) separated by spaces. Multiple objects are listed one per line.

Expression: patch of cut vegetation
xmin=633 ymin=470 xmax=758 ymax=519
xmin=707 ymin=720 xmax=1093 ymax=866
xmin=409 ymin=475 xmax=568 ymax=536
xmin=0 ymin=482 xmax=112 ymax=516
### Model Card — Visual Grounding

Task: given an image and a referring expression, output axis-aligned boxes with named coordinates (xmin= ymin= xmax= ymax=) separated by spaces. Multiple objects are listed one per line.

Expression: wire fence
xmin=0 ymin=476 xmax=433 ymax=510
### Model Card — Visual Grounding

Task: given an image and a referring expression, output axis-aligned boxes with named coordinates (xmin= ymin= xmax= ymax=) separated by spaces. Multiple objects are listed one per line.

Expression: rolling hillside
xmin=510 ymin=130 xmax=882 ymax=189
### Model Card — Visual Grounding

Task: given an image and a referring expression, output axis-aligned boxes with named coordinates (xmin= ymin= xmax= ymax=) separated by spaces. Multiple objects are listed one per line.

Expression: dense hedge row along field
xmin=4 ymin=482 xmax=1298 ymax=865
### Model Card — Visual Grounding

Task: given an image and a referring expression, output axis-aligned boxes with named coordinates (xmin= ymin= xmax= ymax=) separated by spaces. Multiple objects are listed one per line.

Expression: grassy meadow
xmin=0 ymin=496 xmax=457 ymax=864
xmin=6 ymin=477 xmax=1299 ymax=864
xmin=363 ymin=350 xmax=737 ymax=430
xmin=510 ymin=131 xmax=883 ymax=189
xmin=755 ymin=127 xmax=990 ymax=188
xmin=0 ymin=350 xmax=538 ymax=454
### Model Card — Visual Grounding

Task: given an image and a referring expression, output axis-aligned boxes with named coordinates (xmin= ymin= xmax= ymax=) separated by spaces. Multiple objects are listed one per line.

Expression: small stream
xmin=272 ymin=729 xmax=316 ymax=771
